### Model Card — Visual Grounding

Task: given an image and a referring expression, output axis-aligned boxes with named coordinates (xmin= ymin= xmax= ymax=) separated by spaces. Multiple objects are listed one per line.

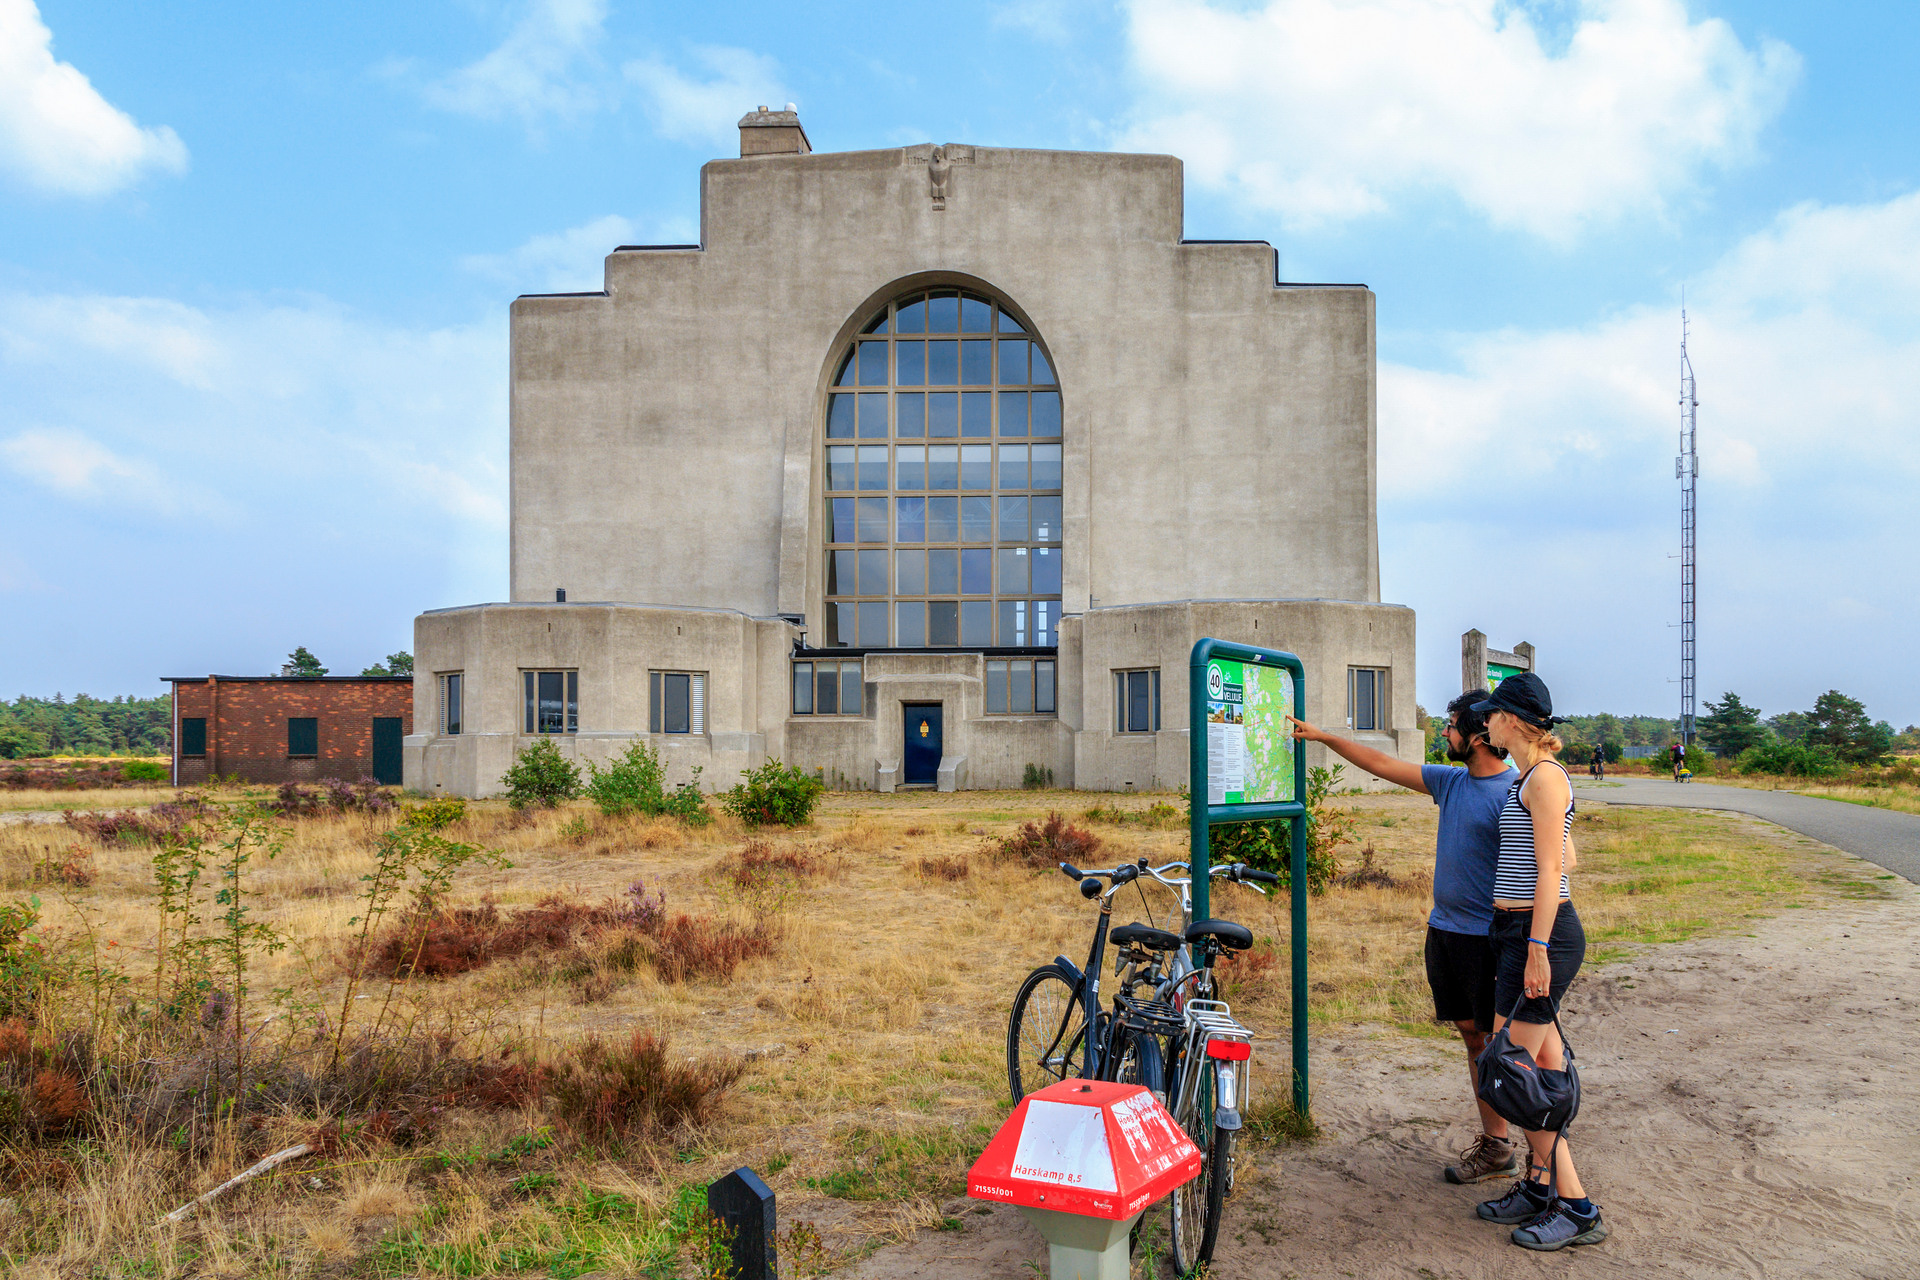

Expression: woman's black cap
xmin=1470 ymin=671 xmax=1565 ymax=728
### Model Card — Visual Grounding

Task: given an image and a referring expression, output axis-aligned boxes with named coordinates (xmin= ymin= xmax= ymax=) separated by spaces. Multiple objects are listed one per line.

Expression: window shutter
xmin=650 ymin=671 xmax=662 ymax=734
xmin=690 ymin=674 xmax=705 ymax=734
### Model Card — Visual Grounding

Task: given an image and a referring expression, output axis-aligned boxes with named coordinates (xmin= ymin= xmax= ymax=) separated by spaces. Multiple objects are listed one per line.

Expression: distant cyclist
xmin=1587 ymin=744 xmax=1604 ymax=781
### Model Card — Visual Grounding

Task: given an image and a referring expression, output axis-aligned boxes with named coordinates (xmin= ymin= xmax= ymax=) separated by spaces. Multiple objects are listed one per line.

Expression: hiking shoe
xmin=1476 ymin=1178 xmax=1553 ymax=1224
xmin=1445 ymin=1134 xmax=1518 ymax=1184
xmin=1511 ymin=1201 xmax=1608 ymax=1251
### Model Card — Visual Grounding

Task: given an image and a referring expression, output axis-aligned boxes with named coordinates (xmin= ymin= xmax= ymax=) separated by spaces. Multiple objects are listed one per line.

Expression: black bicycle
xmin=1006 ymin=858 xmax=1276 ymax=1269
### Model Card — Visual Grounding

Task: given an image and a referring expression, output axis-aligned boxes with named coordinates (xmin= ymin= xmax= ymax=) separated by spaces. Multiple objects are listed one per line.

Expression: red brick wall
xmin=173 ymin=679 xmax=412 ymax=785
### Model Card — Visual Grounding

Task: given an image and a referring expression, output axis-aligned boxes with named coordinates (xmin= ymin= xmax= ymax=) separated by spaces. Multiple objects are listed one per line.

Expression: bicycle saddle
xmin=1110 ymin=922 xmax=1183 ymax=951
xmin=1183 ymin=919 xmax=1254 ymax=951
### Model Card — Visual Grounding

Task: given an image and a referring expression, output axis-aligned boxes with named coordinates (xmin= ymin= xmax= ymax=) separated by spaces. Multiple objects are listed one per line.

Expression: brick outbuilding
xmin=166 ymin=676 xmax=413 ymax=787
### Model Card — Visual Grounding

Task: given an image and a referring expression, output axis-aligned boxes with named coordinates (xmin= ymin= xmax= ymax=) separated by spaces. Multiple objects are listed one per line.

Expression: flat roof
xmin=162 ymin=675 xmax=414 ymax=683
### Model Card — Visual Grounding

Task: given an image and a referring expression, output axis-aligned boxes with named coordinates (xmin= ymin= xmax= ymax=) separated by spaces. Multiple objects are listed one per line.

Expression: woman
xmin=1469 ymin=672 xmax=1607 ymax=1250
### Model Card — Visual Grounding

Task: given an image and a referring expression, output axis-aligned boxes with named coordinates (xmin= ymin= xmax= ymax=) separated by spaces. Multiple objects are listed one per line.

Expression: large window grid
xmin=823 ymin=289 xmax=1063 ymax=649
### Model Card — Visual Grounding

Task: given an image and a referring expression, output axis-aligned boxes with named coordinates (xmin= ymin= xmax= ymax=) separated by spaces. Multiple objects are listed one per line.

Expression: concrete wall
xmin=510 ymin=144 xmax=1377 ymax=626
xmin=405 ymin=597 xmax=1415 ymax=797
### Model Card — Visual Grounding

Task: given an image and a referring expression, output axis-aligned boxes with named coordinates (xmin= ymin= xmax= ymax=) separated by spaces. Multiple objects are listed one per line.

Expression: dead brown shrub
xmin=902 ymin=826 xmax=928 ymax=837
xmin=727 ymin=839 xmax=819 ymax=887
xmin=648 ymin=915 xmax=779 ymax=983
xmin=540 ymin=1029 xmax=745 ymax=1143
xmin=368 ymin=895 xmax=616 ymax=979
xmin=913 ymin=854 xmax=969 ymax=882
xmin=1217 ymin=942 xmax=1278 ymax=996
xmin=991 ymin=811 xmax=1102 ymax=869
xmin=1333 ymin=846 xmax=1399 ymax=890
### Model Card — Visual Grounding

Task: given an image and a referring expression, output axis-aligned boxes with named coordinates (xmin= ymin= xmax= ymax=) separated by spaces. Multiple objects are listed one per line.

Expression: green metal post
xmin=1188 ymin=647 xmax=1210 ymax=926
xmin=1290 ymin=767 xmax=1311 ymax=1117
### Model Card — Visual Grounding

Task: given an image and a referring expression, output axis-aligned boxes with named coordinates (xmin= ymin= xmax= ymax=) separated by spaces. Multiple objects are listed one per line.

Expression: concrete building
xmin=407 ymin=110 xmax=1419 ymax=797
xmin=169 ymin=675 xmax=412 ymax=787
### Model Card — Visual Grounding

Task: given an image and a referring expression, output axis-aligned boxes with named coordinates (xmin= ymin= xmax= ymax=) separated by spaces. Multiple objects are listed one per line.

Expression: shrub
xmin=1182 ymin=765 xmax=1347 ymax=894
xmin=1022 ymin=763 xmax=1054 ymax=790
xmin=268 ymin=778 xmax=395 ymax=817
xmin=994 ymin=811 xmax=1101 ymax=869
xmin=1736 ymin=740 xmax=1842 ymax=777
xmin=400 ymin=796 xmax=467 ymax=831
xmin=721 ymin=759 xmax=827 ymax=827
xmin=500 ymin=739 xmax=581 ymax=809
xmin=913 ymin=854 xmax=969 ymax=882
xmin=583 ymin=741 xmax=711 ymax=823
xmin=540 ymin=1030 xmax=744 ymax=1142
xmin=120 ymin=760 xmax=167 ymax=782
xmin=62 ymin=799 xmax=212 ymax=847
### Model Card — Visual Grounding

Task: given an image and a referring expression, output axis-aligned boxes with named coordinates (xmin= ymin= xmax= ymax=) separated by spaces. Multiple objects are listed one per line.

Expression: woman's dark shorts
xmin=1491 ymin=901 xmax=1585 ymax=1025
xmin=1424 ymin=926 xmax=1498 ymax=1032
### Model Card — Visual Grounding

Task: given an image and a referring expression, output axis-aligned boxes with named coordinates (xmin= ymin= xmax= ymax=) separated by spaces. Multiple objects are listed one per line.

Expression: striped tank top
xmin=1493 ymin=760 xmax=1574 ymax=903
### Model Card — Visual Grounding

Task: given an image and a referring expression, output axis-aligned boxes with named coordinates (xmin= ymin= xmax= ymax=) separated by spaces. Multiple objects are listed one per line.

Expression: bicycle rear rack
xmin=1175 ymin=999 xmax=1255 ymax=1123
xmin=1116 ymin=994 xmax=1186 ymax=1037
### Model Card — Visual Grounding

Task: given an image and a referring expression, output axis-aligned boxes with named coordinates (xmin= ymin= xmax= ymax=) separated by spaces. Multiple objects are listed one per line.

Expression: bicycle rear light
xmin=1205 ymin=1038 xmax=1251 ymax=1061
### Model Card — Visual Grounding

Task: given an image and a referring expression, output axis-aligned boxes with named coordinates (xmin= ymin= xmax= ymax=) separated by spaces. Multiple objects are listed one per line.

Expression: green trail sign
xmin=1188 ymin=638 xmax=1310 ymax=1116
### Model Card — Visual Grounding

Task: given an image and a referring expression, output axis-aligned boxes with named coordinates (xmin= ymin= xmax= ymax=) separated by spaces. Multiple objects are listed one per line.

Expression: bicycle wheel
xmin=1171 ymin=1060 xmax=1230 ymax=1271
xmin=1008 ymin=965 xmax=1087 ymax=1103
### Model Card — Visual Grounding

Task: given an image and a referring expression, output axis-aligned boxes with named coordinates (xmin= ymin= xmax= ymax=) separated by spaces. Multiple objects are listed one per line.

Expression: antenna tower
xmin=1677 ymin=309 xmax=1699 ymax=745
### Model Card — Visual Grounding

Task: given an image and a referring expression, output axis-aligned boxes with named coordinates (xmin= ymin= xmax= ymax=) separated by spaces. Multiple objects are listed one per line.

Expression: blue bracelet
xmin=1528 ymin=937 xmax=1550 ymax=948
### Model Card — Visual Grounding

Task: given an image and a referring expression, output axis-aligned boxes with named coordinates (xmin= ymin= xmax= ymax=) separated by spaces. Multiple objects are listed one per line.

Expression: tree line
xmin=0 ymin=650 xmax=415 ymax=759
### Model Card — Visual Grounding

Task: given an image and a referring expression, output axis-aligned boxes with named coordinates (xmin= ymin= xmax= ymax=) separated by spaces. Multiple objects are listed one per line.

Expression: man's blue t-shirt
xmin=1421 ymin=763 xmax=1515 ymax=935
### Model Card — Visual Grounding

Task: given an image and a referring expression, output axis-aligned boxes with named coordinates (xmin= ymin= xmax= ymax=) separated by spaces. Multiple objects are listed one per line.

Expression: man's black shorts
xmin=1424 ymin=925 xmax=1497 ymax=1032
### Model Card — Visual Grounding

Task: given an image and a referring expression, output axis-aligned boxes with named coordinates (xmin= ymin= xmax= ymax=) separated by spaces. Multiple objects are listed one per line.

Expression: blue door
xmin=903 ymin=704 xmax=943 ymax=786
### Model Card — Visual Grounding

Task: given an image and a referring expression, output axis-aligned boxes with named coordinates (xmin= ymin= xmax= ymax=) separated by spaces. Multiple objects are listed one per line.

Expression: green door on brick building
xmin=371 ymin=718 xmax=403 ymax=786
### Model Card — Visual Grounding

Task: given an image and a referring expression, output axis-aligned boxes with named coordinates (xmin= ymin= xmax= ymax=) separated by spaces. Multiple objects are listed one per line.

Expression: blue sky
xmin=3 ymin=0 xmax=1917 ymax=727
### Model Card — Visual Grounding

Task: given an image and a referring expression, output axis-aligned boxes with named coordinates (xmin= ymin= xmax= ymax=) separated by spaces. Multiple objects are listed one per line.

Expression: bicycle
xmin=1006 ymin=856 xmax=1277 ymax=1270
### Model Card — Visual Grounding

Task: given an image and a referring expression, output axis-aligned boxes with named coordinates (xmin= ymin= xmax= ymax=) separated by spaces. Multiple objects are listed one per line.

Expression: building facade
xmin=170 ymin=676 xmax=412 ymax=787
xmin=407 ymin=111 xmax=1419 ymax=797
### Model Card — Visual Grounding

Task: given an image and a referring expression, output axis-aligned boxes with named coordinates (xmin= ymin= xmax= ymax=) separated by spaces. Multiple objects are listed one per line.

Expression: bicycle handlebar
xmin=1059 ymin=859 xmax=1275 ymax=895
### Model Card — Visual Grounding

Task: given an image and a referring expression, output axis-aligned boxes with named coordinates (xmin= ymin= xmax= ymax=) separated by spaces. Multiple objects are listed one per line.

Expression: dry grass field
xmin=0 ymin=780 xmax=1889 ymax=1279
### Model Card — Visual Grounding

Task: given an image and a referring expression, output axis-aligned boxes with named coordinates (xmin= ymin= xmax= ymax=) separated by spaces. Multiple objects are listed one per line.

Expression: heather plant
xmin=501 ymin=738 xmax=582 ymax=809
xmin=719 ymin=759 xmax=826 ymax=827
xmin=268 ymin=777 xmax=394 ymax=817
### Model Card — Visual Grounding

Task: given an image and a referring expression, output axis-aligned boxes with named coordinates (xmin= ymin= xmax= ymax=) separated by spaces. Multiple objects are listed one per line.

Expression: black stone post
xmin=708 ymin=1166 xmax=777 ymax=1280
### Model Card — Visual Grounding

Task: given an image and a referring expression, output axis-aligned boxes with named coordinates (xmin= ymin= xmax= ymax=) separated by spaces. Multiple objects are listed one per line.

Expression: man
xmin=1669 ymin=740 xmax=1686 ymax=780
xmin=1290 ymin=691 xmax=1518 ymax=1184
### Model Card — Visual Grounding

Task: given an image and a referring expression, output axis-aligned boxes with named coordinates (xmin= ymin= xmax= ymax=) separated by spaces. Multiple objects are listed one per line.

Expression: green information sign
xmin=1487 ymin=662 xmax=1525 ymax=691
xmin=1202 ymin=658 xmax=1297 ymax=805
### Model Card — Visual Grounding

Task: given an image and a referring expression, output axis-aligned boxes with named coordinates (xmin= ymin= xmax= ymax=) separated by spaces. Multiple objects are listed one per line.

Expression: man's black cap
xmin=1470 ymin=671 xmax=1565 ymax=728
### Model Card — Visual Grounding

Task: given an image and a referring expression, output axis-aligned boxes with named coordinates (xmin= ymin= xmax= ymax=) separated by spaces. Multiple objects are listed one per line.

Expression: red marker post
xmin=969 ymin=1080 xmax=1202 ymax=1280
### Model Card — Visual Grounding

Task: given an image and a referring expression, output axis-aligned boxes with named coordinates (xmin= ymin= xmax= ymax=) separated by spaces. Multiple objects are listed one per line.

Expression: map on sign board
xmin=1205 ymin=658 xmax=1296 ymax=806
xmin=1008 ymin=1099 xmax=1119 ymax=1192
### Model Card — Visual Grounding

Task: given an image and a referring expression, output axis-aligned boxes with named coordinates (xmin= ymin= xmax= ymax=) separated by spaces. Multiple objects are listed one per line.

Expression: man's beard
xmin=1446 ymin=736 xmax=1473 ymax=763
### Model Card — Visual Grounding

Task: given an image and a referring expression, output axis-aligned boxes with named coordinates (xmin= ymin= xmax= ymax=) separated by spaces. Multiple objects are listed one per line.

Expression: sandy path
xmin=840 ymin=879 xmax=1920 ymax=1279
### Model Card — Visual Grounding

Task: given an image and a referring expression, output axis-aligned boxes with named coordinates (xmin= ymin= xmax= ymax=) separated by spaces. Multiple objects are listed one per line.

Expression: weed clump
xmin=400 ymin=796 xmax=467 ymax=831
xmin=268 ymin=777 xmax=395 ymax=817
xmin=1082 ymin=800 xmax=1183 ymax=829
xmin=62 ymin=798 xmax=213 ymax=847
xmin=913 ymin=854 xmax=969 ymax=882
xmin=541 ymin=1030 xmax=744 ymax=1142
xmin=1333 ymin=846 xmax=1399 ymax=889
xmin=992 ymin=811 xmax=1101 ymax=869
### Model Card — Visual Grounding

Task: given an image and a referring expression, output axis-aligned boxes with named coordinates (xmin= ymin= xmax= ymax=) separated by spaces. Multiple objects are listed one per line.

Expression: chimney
xmin=738 ymin=104 xmax=811 ymax=158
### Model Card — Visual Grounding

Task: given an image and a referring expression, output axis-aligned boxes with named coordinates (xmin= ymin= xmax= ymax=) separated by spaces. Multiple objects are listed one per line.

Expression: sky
xmin=2 ymin=0 xmax=1917 ymax=726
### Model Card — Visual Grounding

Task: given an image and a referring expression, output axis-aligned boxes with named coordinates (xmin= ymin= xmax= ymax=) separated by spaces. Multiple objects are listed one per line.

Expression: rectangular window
xmin=859 ymin=548 xmax=889 ymax=595
xmin=928 ymin=547 xmax=959 ymax=594
xmin=961 ymin=496 xmax=993 ymax=541
xmin=856 ymin=498 xmax=889 ymax=542
xmin=1031 ymin=442 xmax=1063 ymax=488
xmin=441 ymin=673 xmax=463 ymax=735
xmin=897 ymin=391 xmax=925 ymax=436
xmin=895 ymin=600 xmax=927 ymax=646
xmin=287 ymin=717 xmax=318 ymax=757
xmin=928 ymin=600 xmax=959 ymax=646
xmin=858 ymin=601 xmax=889 ymax=646
xmin=180 ymin=716 xmax=207 ymax=757
xmin=1033 ymin=599 xmax=1058 ymax=646
xmin=999 ymin=546 xmax=1030 ymax=594
xmin=961 ymin=390 xmax=991 ymax=436
xmin=1031 ymin=496 xmax=1063 ymax=542
xmin=1349 ymin=667 xmax=1386 ymax=731
xmin=960 ymin=600 xmax=993 ymax=646
xmin=925 ymin=495 xmax=959 ymax=541
xmin=999 ymin=389 xmax=1028 ymax=436
xmin=895 ymin=495 xmax=926 ymax=542
xmin=1115 ymin=669 xmax=1161 ymax=733
xmin=1032 ymin=547 xmax=1062 ymax=593
xmin=896 ymin=446 xmax=926 ymax=491
xmin=960 ymin=444 xmax=991 ymax=490
xmin=998 ymin=443 xmax=1028 ymax=490
xmin=927 ymin=445 xmax=959 ymax=490
xmin=928 ymin=391 xmax=959 ymax=437
xmin=895 ymin=548 xmax=927 ymax=595
xmin=650 ymin=670 xmax=706 ymax=735
xmin=1032 ymin=391 xmax=1062 ymax=436
xmin=858 ymin=444 xmax=888 ymax=489
xmin=827 ymin=394 xmax=856 ymax=438
xmin=986 ymin=659 xmax=1058 ymax=715
xmin=525 ymin=670 xmax=579 ymax=734
xmin=793 ymin=660 xmax=864 ymax=715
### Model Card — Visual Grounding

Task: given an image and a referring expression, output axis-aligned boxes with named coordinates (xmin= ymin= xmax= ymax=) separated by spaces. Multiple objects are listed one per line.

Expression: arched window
xmin=821 ymin=287 xmax=1062 ymax=650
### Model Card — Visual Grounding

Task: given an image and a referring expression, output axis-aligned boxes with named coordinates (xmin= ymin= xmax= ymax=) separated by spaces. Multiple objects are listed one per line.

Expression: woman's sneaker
xmin=1445 ymin=1134 xmax=1518 ymax=1184
xmin=1476 ymin=1177 xmax=1553 ymax=1224
xmin=1511 ymin=1200 xmax=1608 ymax=1251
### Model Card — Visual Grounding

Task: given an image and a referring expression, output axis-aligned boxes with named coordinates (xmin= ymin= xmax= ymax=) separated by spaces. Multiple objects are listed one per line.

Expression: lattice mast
xmin=1677 ymin=309 xmax=1699 ymax=746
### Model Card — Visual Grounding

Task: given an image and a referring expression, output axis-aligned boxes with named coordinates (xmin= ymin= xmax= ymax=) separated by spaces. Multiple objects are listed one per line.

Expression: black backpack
xmin=1476 ymin=993 xmax=1581 ymax=1189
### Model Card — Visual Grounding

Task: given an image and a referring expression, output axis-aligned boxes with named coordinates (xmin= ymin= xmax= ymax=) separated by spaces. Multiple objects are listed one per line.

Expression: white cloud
xmin=1382 ymin=191 xmax=1920 ymax=718
xmin=625 ymin=47 xmax=786 ymax=148
xmin=1121 ymin=0 xmax=1799 ymax=239
xmin=0 ymin=0 xmax=187 ymax=196
xmin=1 ymin=427 xmax=158 ymax=500
xmin=461 ymin=214 xmax=701 ymax=293
xmin=425 ymin=0 xmax=608 ymax=123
